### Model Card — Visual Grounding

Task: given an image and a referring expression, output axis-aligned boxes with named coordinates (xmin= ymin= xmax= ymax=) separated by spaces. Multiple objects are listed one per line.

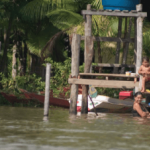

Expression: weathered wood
xmin=136 ymin=4 xmax=143 ymax=12
xmin=135 ymin=17 xmax=144 ymax=92
xmin=93 ymin=63 xmax=135 ymax=68
xmin=113 ymin=17 xmax=122 ymax=74
xmin=79 ymin=73 xmax=139 ymax=78
xmin=69 ymin=34 xmax=81 ymax=115
xmin=12 ymin=44 xmax=17 ymax=80
xmin=82 ymin=36 xmax=94 ymax=114
xmin=43 ymin=63 xmax=51 ymax=121
xmin=81 ymin=36 xmax=134 ymax=43
xmin=134 ymin=17 xmax=137 ymax=72
xmin=121 ymin=17 xmax=133 ymax=74
xmin=82 ymin=4 xmax=92 ymax=114
xmin=68 ymin=79 xmax=139 ymax=89
xmin=85 ymin=4 xmax=92 ymax=64
xmin=81 ymin=10 xmax=147 ymax=17
xmin=84 ymin=36 xmax=94 ymax=73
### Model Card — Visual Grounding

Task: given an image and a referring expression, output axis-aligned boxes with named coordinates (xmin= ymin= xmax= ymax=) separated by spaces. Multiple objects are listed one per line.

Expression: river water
xmin=1 ymin=106 xmax=150 ymax=150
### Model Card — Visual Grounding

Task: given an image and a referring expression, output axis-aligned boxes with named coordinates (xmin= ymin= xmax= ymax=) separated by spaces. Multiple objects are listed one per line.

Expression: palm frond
xmin=21 ymin=0 xmax=52 ymax=20
xmin=92 ymin=0 xmax=103 ymax=9
xmin=41 ymin=29 xmax=67 ymax=60
xmin=47 ymin=9 xmax=83 ymax=30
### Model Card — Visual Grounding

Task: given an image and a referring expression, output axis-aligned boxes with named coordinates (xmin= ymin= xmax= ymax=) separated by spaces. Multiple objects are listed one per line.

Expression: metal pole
xmin=43 ymin=63 xmax=51 ymax=121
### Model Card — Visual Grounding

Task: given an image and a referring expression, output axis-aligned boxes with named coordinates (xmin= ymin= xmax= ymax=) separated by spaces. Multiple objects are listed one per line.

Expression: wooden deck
xmin=69 ymin=73 xmax=139 ymax=89
xmin=68 ymin=78 xmax=139 ymax=89
xmin=79 ymin=73 xmax=139 ymax=78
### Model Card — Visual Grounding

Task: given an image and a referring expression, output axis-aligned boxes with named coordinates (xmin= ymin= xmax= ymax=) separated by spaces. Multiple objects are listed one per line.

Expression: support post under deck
xmin=69 ymin=34 xmax=81 ymax=115
xmin=82 ymin=4 xmax=92 ymax=114
xmin=135 ymin=17 xmax=143 ymax=92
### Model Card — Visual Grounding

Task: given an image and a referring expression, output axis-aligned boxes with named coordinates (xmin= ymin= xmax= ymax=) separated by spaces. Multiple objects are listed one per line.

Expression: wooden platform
xmin=68 ymin=79 xmax=139 ymax=89
xmin=79 ymin=73 xmax=139 ymax=78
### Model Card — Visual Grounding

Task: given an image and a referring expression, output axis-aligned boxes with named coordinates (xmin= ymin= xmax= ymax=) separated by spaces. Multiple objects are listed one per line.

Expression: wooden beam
xmin=81 ymin=36 xmax=134 ymax=43
xmin=79 ymin=73 xmax=139 ymax=78
xmin=69 ymin=34 xmax=81 ymax=115
xmin=68 ymin=79 xmax=139 ymax=89
xmin=92 ymin=63 xmax=135 ymax=68
xmin=81 ymin=10 xmax=147 ymax=17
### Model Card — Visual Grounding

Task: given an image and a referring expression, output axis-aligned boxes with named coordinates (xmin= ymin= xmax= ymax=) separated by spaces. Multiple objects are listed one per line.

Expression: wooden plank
xmin=69 ymin=34 xmax=81 ymax=115
xmin=81 ymin=36 xmax=134 ymax=43
xmin=81 ymin=10 xmax=147 ymax=17
xmin=68 ymin=79 xmax=139 ymax=89
xmin=92 ymin=63 xmax=135 ymax=68
xmin=79 ymin=73 xmax=139 ymax=78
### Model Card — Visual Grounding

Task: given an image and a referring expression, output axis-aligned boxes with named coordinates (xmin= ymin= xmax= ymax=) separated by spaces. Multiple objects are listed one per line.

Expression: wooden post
xmin=69 ymin=34 xmax=81 ymax=115
xmin=82 ymin=4 xmax=92 ymax=114
xmin=134 ymin=4 xmax=142 ymax=73
xmin=134 ymin=17 xmax=137 ymax=72
xmin=120 ymin=17 xmax=133 ymax=74
xmin=82 ymin=36 xmax=94 ymax=114
xmin=85 ymin=4 xmax=92 ymax=60
xmin=43 ymin=63 xmax=51 ymax=121
xmin=113 ymin=17 xmax=122 ymax=74
xmin=135 ymin=17 xmax=143 ymax=92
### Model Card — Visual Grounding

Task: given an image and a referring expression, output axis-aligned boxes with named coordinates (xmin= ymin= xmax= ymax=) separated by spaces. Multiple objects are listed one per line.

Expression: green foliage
xmin=143 ymin=31 xmax=150 ymax=57
xmin=0 ymin=93 xmax=11 ymax=106
xmin=44 ymin=57 xmax=71 ymax=97
xmin=47 ymin=9 xmax=83 ymax=30
xmin=96 ymin=88 xmax=121 ymax=99
xmin=0 ymin=73 xmax=45 ymax=94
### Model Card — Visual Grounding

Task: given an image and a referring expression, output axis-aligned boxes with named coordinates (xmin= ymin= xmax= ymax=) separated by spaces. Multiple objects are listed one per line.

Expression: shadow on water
xmin=1 ymin=106 xmax=150 ymax=150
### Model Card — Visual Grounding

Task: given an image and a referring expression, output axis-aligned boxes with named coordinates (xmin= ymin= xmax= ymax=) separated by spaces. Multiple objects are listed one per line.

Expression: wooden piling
xmin=43 ymin=63 xmax=51 ymax=121
xmin=82 ymin=36 xmax=94 ymax=114
xmin=69 ymin=34 xmax=81 ymax=115
xmin=81 ymin=4 xmax=92 ymax=114
xmin=134 ymin=17 xmax=137 ymax=72
xmin=135 ymin=17 xmax=143 ymax=92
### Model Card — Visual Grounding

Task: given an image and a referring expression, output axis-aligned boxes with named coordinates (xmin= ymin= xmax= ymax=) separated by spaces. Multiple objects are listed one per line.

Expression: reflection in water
xmin=1 ymin=106 xmax=150 ymax=150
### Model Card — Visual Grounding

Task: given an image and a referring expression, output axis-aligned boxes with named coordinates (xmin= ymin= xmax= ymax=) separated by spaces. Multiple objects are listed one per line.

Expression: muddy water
xmin=0 ymin=107 xmax=150 ymax=150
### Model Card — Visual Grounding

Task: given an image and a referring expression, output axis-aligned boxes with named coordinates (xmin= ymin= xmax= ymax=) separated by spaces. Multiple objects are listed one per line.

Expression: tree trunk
xmin=17 ymin=40 xmax=24 ymax=76
xmin=12 ymin=44 xmax=17 ymax=80
xmin=23 ymin=41 xmax=28 ymax=75
xmin=0 ymin=16 xmax=13 ymax=76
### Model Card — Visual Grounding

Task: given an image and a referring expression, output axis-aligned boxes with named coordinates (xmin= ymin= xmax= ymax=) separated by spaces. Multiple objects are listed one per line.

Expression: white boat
xmin=76 ymin=94 xmax=134 ymax=113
